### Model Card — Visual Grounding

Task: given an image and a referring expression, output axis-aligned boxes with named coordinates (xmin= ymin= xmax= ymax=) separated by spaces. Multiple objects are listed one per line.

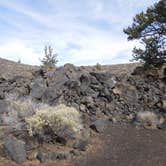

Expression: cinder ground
xmin=73 ymin=123 xmax=166 ymax=166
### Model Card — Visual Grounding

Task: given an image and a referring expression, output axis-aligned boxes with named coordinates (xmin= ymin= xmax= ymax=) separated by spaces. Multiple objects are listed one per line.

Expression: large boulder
xmin=30 ymin=78 xmax=46 ymax=100
xmin=42 ymin=88 xmax=60 ymax=104
xmin=3 ymin=136 xmax=26 ymax=163
xmin=0 ymin=100 xmax=9 ymax=114
xmin=36 ymin=151 xmax=71 ymax=163
xmin=0 ymin=90 xmax=5 ymax=99
xmin=79 ymin=74 xmax=91 ymax=92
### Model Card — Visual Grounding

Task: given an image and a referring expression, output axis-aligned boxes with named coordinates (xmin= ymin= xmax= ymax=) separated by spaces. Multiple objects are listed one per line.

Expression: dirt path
xmin=73 ymin=124 xmax=166 ymax=166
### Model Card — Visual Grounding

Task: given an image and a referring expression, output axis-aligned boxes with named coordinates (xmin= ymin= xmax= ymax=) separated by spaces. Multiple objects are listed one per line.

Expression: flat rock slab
xmin=74 ymin=124 xmax=166 ymax=166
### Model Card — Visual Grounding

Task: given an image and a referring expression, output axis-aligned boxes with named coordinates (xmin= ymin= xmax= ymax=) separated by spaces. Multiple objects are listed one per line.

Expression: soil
xmin=73 ymin=123 xmax=166 ymax=166
xmin=9 ymin=123 xmax=165 ymax=166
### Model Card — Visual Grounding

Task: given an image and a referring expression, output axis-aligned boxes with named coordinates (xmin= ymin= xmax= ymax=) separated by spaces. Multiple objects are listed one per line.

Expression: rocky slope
xmin=0 ymin=58 xmax=166 ymax=165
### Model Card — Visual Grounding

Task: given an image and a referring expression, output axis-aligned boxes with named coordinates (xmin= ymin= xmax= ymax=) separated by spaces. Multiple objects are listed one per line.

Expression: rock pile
xmin=0 ymin=63 xmax=166 ymax=164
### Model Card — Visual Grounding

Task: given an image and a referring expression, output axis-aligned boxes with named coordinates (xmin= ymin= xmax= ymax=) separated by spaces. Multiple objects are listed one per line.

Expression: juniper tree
xmin=41 ymin=46 xmax=58 ymax=68
xmin=124 ymin=0 xmax=166 ymax=67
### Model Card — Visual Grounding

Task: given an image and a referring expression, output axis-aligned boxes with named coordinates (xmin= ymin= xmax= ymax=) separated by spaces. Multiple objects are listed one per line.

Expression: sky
xmin=0 ymin=0 xmax=159 ymax=66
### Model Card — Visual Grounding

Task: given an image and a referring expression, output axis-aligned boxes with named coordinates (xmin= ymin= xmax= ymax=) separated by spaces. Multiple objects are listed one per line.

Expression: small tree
xmin=41 ymin=45 xmax=58 ymax=68
xmin=17 ymin=58 xmax=21 ymax=64
xmin=124 ymin=0 xmax=166 ymax=67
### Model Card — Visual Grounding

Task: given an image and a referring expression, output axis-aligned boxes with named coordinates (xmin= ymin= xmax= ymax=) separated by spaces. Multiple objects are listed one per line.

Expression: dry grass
xmin=3 ymin=94 xmax=83 ymax=139
xmin=136 ymin=111 xmax=162 ymax=129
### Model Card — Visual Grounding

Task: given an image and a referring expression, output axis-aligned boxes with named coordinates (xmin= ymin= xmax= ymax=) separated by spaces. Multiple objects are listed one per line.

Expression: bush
xmin=136 ymin=111 xmax=163 ymax=129
xmin=1 ymin=96 xmax=37 ymax=130
xmin=9 ymin=98 xmax=36 ymax=119
xmin=95 ymin=63 xmax=102 ymax=71
xmin=26 ymin=104 xmax=83 ymax=138
xmin=41 ymin=45 xmax=58 ymax=69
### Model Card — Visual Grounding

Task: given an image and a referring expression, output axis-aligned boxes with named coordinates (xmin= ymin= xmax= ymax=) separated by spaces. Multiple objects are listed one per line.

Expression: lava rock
xmin=56 ymin=151 xmax=71 ymax=160
xmin=90 ymin=71 xmax=109 ymax=82
xmin=30 ymin=78 xmax=46 ymax=100
xmin=42 ymin=88 xmax=59 ymax=104
xmin=73 ymin=139 xmax=88 ymax=151
xmin=3 ymin=136 xmax=26 ymax=163
xmin=0 ymin=91 xmax=5 ymax=99
xmin=0 ymin=100 xmax=9 ymax=114
xmin=37 ymin=151 xmax=71 ymax=163
xmin=90 ymin=119 xmax=107 ymax=133
xmin=162 ymin=100 xmax=166 ymax=110
xmin=36 ymin=152 xmax=48 ymax=163
xmin=79 ymin=74 xmax=91 ymax=92
xmin=70 ymin=149 xmax=81 ymax=156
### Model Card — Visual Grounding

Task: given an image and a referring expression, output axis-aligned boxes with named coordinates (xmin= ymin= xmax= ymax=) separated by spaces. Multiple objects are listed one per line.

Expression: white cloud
xmin=0 ymin=0 xmax=159 ymax=66
xmin=61 ymin=32 xmax=136 ymax=65
xmin=0 ymin=40 xmax=41 ymax=65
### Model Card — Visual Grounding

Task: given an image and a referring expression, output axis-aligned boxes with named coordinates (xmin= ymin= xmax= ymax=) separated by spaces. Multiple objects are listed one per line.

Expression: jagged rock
xmin=161 ymin=100 xmax=166 ymax=111
xmin=65 ymin=79 xmax=80 ymax=89
xmin=37 ymin=151 xmax=71 ymax=163
xmin=0 ymin=91 xmax=5 ymax=99
xmin=36 ymin=152 xmax=48 ymax=163
xmin=0 ymin=100 xmax=9 ymax=114
xmin=42 ymin=88 xmax=60 ymax=104
xmin=3 ymin=136 xmax=26 ymax=163
xmin=90 ymin=72 xmax=109 ymax=82
xmin=73 ymin=139 xmax=88 ymax=151
xmin=132 ymin=66 xmax=159 ymax=78
xmin=30 ymin=78 xmax=46 ymax=100
xmin=79 ymin=74 xmax=91 ymax=92
xmin=32 ymin=68 xmax=45 ymax=78
xmin=99 ymin=87 xmax=112 ymax=101
xmin=163 ymin=67 xmax=166 ymax=76
xmin=132 ymin=66 xmax=144 ymax=75
xmin=70 ymin=149 xmax=81 ymax=156
xmin=25 ymin=138 xmax=39 ymax=151
xmin=46 ymin=68 xmax=68 ymax=88
xmin=90 ymin=119 xmax=108 ymax=133
xmin=55 ymin=151 xmax=71 ymax=160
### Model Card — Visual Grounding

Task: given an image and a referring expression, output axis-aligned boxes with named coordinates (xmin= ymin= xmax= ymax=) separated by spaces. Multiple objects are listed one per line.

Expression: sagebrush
xmin=26 ymin=104 xmax=83 ymax=137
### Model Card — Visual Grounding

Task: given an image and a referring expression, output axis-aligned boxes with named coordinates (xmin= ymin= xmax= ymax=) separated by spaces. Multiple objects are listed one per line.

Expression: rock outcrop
xmin=0 ymin=62 xmax=166 ymax=164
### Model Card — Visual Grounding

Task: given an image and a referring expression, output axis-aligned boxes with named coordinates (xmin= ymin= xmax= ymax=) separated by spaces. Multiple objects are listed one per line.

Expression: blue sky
xmin=0 ymin=0 xmax=159 ymax=66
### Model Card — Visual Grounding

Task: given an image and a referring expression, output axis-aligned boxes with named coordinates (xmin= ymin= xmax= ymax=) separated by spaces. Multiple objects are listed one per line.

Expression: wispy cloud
xmin=0 ymin=0 xmax=159 ymax=66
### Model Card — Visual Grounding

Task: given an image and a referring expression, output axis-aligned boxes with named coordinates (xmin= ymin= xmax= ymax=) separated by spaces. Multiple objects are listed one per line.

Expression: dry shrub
xmin=9 ymin=98 xmax=36 ymax=118
xmin=2 ymin=95 xmax=83 ymax=141
xmin=95 ymin=63 xmax=102 ymax=71
xmin=2 ymin=95 xmax=38 ymax=130
xmin=26 ymin=104 xmax=83 ymax=138
xmin=136 ymin=111 xmax=162 ymax=129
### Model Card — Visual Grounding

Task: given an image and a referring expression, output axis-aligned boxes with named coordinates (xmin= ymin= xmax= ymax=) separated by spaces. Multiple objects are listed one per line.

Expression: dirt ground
xmin=73 ymin=123 xmax=166 ymax=166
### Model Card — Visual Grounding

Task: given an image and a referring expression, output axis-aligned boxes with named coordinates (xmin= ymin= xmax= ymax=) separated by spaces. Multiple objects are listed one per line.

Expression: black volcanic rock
xmin=3 ymin=136 xmax=26 ymax=163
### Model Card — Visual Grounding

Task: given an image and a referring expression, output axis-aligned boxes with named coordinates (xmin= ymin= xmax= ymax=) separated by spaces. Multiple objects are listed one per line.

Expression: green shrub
xmin=95 ymin=63 xmax=102 ymax=71
xmin=41 ymin=45 xmax=58 ymax=69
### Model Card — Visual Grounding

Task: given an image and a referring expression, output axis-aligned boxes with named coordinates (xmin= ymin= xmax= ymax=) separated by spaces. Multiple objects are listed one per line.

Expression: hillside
xmin=0 ymin=58 xmax=38 ymax=78
xmin=0 ymin=58 xmax=166 ymax=166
